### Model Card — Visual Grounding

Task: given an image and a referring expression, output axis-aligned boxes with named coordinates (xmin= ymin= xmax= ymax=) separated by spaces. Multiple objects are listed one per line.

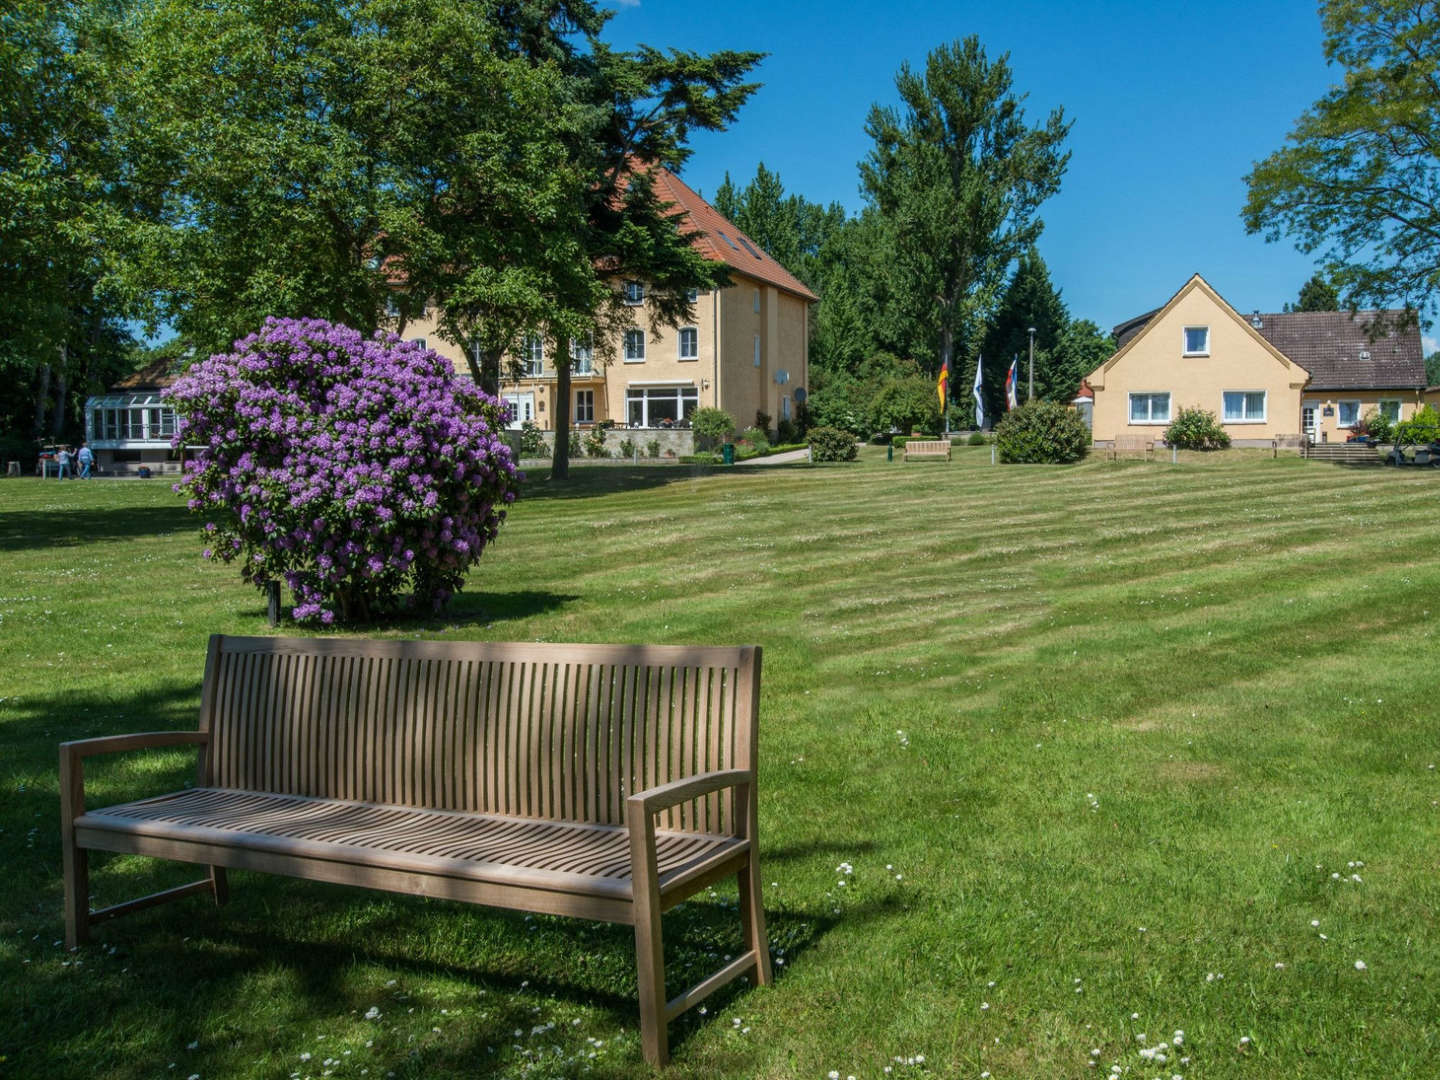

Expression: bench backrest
xmin=905 ymin=441 xmax=949 ymax=454
xmin=198 ymin=636 xmax=760 ymax=835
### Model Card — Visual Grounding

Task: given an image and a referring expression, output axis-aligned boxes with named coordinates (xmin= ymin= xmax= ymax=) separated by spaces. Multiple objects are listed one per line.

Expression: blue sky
xmin=607 ymin=0 xmax=1359 ymax=336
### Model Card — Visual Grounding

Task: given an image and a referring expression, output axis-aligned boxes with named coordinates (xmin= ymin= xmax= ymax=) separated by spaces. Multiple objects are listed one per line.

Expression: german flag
xmin=937 ymin=356 xmax=950 ymax=411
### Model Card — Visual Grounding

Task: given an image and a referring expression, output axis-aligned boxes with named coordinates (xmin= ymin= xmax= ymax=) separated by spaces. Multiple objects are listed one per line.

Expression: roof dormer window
xmin=1183 ymin=326 xmax=1209 ymax=356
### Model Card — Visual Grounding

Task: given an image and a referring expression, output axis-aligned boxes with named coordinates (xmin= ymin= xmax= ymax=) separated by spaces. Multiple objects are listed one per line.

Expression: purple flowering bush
xmin=169 ymin=317 xmax=520 ymax=624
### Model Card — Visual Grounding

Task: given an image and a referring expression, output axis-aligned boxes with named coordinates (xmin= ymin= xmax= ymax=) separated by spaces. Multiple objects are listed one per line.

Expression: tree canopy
xmin=1243 ymin=0 xmax=1440 ymax=319
xmin=859 ymin=37 xmax=1070 ymax=390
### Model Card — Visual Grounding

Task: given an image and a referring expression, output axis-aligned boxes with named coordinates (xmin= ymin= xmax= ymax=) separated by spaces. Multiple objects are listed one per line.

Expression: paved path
xmin=743 ymin=447 xmax=810 ymax=466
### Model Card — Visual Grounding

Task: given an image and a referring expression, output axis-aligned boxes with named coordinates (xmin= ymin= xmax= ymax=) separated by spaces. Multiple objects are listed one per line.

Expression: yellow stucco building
xmin=402 ymin=168 xmax=817 ymax=440
xmin=1090 ymin=275 xmax=1431 ymax=446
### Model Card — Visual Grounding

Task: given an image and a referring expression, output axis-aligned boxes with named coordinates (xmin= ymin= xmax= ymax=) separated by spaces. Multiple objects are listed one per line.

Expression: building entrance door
xmin=1302 ymin=402 xmax=1318 ymax=441
xmin=504 ymin=393 xmax=535 ymax=430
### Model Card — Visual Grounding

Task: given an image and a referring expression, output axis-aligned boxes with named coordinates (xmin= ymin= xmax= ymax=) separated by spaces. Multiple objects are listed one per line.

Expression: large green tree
xmin=1 ymin=0 xmax=134 ymax=445
xmin=115 ymin=0 xmax=759 ymax=479
xmin=859 ymin=37 xmax=1070 ymax=394
xmin=977 ymin=247 xmax=1067 ymax=417
xmin=1290 ymin=271 xmax=1341 ymax=312
xmin=1243 ymin=1 xmax=1440 ymax=319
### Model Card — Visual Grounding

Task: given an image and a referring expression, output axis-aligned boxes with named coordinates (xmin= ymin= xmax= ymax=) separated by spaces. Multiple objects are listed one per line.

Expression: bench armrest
xmin=59 ymin=732 xmax=210 ymax=827
xmin=627 ymin=769 xmax=752 ymax=817
xmin=60 ymin=731 xmax=210 ymax=762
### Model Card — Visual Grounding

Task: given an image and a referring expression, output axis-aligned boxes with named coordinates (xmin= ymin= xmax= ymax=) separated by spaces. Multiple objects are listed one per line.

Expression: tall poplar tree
xmin=859 ymin=37 xmax=1070 ymax=389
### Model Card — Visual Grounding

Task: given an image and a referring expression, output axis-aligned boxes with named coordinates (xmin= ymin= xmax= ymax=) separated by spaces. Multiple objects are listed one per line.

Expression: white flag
xmin=972 ymin=355 xmax=985 ymax=430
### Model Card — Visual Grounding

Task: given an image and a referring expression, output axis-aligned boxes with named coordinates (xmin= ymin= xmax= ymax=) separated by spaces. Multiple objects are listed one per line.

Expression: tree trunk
xmin=52 ymin=351 xmax=69 ymax=440
xmin=34 ymin=363 xmax=52 ymax=438
xmin=551 ymin=358 xmax=571 ymax=480
xmin=466 ymin=341 xmax=501 ymax=398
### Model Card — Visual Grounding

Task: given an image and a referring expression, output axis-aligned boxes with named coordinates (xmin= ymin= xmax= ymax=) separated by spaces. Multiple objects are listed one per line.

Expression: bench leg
xmin=210 ymin=866 xmax=230 ymax=906
xmin=738 ymin=859 xmax=771 ymax=986
xmin=633 ymin=886 xmax=668 ymax=1066
xmin=63 ymin=841 xmax=89 ymax=949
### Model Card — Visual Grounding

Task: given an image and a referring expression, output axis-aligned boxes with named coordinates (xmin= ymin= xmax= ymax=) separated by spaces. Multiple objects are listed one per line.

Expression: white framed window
xmin=574 ymin=389 xmax=594 ymax=423
xmin=1222 ymin=390 xmax=1267 ymax=423
xmin=624 ymin=281 xmax=645 ymax=305
xmin=570 ymin=335 xmax=594 ymax=375
xmin=1337 ymin=400 xmax=1361 ymax=427
xmin=522 ymin=334 xmax=544 ymax=376
xmin=685 ymin=288 xmax=699 ymax=303
xmin=385 ymin=294 xmax=402 ymax=318
xmin=678 ymin=327 xmax=698 ymax=360
xmin=409 ymin=337 xmax=427 ymax=350
xmin=781 ymin=394 xmax=791 ymax=421
xmin=1378 ymin=399 xmax=1402 ymax=422
xmin=624 ymin=329 xmax=645 ymax=362
xmin=1183 ymin=326 xmax=1209 ymax=356
xmin=753 ymin=289 xmax=760 ymax=313
xmin=1129 ymin=392 xmax=1171 ymax=424
xmin=753 ymin=334 xmax=761 ymax=367
xmin=626 ymin=385 xmax=699 ymax=428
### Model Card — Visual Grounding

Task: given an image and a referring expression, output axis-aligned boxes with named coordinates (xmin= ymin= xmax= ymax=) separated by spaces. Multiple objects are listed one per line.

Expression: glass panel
xmin=625 ymin=330 xmax=644 ymax=361
xmin=649 ymin=395 xmax=679 ymax=426
xmin=628 ymin=393 xmax=644 ymax=427
xmin=1380 ymin=400 xmax=1401 ymax=421
xmin=680 ymin=328 xmax=697 ymax=359
xmin=1185 ymin=327 xmax=1208 ymax=353
xmin=1156 ymin=393 xmax=1170 ymax=420
xmin=681 ymin=389 xmax=698 ymax=420
xmin=1339 ymin=401 xmax=1359 ymax=426
xmin=1246 ymin=392 xmax=1266 ymax=418
xmin=1223 ymin=392 xmax=1241 ymax=421
xmin=1130 ymin=395 xmax=1147 ymax=422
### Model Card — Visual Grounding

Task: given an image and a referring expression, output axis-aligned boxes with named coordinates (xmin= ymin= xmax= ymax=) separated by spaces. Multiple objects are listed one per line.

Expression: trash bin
xmin=721 ymin=443 xmax=735 ymax=465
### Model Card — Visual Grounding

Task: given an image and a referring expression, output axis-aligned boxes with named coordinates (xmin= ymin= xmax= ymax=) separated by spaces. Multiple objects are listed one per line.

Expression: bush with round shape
xmin=994 ymin=400 xmax=1090 ymax=463
xmin=1355 ymin=408 xmax=1393 ymax=445
xmin=739 ymin=425 xmax=770 ymax=455
xmin=690 ymin=406 xmax=735 ymax=451
xmin=168 ymin=317 xmax=520 ymax=624
xmin=807 ymin=425 xmax=857 ymax=462
xmin=966 ymin=431 xmax=987 ymax=446
xmin=1394 ymin=404 xmax=1440 ymax=445
xmin=1163 ymin=406 xmax=1231 ymax=450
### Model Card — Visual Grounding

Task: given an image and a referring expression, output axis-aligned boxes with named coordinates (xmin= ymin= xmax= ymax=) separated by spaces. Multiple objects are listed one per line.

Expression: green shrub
xmin=967 ymin=431 xmax=987 ymax=446
xmin=645 ymin=438 xmax=661 ymax=459
xmin=776 ymin=418 xmax=799 ymax=444
xmin=1356 ymin=408 xmax=1394 ymax=444
xmin=518 ymin=420 xmax=546 ymax=457
xmin=584 ymin=428 xmax=608 ymax=458
xmin=739 ymin=425 xmax=770 ymax=455
xmin=1163 ymin=407 xmax=1231 ymax=450
xmin=618 ymin=437 xmax=637 ymax=458
xmin=754 ymin=410 xmax=773 ymax=439
xmin=1395 ymin=404 xmax=1440 ymax=444
xmin=680 ymin=452 xmax=720 ymax=465
xmin=808 ymin=425 xmax=857 ymax=462
xmin=871 ymin=375 xmax=941 ymax=437
xmin=568 ymin=430 xmax=582 ymax=457
xmin=994 ymin=400 xmax=1090 ymax=464
xmin=691 ymin=407 xmax=735 ymax=451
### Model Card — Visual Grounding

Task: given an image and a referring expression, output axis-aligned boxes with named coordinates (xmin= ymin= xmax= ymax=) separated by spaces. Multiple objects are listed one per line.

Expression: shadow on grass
xmin=0 ymin=504 xmax=193 ymax=552
xmin=241 ymin=587 xmax=582 ymax=632
xmin=11 ymin=868 xmax=845 ymax=1079
xmin=515 ymin=464 xmax=726 ymax=502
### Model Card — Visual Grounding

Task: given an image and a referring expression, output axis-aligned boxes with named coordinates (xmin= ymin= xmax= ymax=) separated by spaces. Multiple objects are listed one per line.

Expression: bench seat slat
xmin=74 ymin=787 xmax=745 ymax=900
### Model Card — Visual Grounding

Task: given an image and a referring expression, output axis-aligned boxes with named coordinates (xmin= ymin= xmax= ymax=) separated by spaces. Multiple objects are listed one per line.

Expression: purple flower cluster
xmin=169 ymin=317 xmax=520 ymax=624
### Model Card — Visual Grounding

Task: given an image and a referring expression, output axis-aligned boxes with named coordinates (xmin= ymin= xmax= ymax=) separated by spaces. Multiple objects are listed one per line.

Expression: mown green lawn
xmin=3 ymin=448 xmax=1439 ymax=1079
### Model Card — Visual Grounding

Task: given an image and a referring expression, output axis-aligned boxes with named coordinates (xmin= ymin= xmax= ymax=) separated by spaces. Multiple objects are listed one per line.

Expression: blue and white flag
xmin=972 ymin=355 xmax=985 ymax=430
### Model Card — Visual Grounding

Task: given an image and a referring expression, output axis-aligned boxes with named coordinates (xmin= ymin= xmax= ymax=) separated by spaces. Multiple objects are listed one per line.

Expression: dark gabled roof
xmin=1253 ymin=311 xmax=1425 ymax=390
xmin=1109 ymin=306 xmax=1425 ymax=391
xmin=1112 ymin=308 xmax=1160 ymax=350
xmin=113 ymin=357 xmax=184 ymax=391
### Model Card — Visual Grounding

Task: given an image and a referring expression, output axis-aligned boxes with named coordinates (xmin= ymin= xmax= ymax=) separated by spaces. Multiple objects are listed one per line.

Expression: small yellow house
xmin=404 ymin=168 xmax=817 ymax=442
xmin=1090 ymin=274 xmax=1429 ymax=446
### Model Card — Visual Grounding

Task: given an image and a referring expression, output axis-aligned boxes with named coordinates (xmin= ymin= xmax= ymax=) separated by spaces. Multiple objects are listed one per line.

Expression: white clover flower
xmin=1355 ymin=959 xmax=1367 ymax=971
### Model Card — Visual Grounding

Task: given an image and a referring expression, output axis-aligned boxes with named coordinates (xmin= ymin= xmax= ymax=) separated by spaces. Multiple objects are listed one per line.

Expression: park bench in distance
xmin=1109 ymin=434 xmax=1155 ymax=460
xmin=60 ymin=635 xmax=770 ymax=1066
xmin=903 ymin=439 xmax=952 ymax=461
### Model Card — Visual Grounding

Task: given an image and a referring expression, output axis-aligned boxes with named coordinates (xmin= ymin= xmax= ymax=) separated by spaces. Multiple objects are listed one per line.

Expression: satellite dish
xmin=793 ymin=387 xmax=807 ymax=404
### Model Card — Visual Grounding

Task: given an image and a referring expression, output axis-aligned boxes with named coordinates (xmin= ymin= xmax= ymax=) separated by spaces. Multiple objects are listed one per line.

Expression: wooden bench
xmin=903 ymin=439 xmax=951 ymax=461
xmin=1109 ymin=435 xmax=1154 ymax=460
xmin=60 ymin=635 xmax=769 ymax=1066
xmin=1272 ymin=433 xmax=1308 ymax=458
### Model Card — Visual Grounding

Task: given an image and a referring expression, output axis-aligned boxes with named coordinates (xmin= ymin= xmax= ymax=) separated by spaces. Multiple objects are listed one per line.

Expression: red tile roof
xmin=648 ymin=168 xmax=819 ymax=303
